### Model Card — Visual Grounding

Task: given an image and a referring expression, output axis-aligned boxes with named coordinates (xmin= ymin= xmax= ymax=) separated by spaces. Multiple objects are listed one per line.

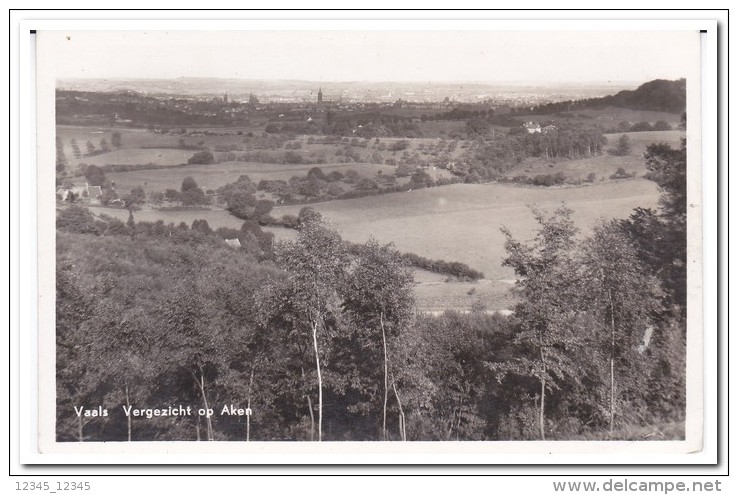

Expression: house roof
xmin=225 ymin=238 xmax=241 ymax=248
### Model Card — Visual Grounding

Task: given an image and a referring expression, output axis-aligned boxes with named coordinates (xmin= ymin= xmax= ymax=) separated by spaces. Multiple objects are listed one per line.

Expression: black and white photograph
xmin=33 ymin=26 xmax=705 ymax=454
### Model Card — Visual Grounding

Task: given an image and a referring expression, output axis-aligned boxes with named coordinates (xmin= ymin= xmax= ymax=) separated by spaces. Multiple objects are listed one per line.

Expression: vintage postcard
xmin=30 ymin=23 xmax=707 ymax=461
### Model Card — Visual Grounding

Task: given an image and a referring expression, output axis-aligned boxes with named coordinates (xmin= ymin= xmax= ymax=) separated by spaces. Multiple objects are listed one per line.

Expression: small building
xmin=225 ymin=238 xmax=242 ymax=249
xmin=523 ymin=122 xmax=542 ymax=134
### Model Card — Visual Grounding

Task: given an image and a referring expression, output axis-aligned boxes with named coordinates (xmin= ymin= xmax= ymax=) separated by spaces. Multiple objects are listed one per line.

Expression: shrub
xmin=187 ymin=150 xmax=214 ymax=165
xmin=389 ymin=140 xmax=410 ymax=152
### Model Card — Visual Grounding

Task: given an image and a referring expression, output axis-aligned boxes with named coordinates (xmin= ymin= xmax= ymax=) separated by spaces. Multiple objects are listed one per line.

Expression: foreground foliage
xmin=56 ymin=140 xmax=687 ymax=441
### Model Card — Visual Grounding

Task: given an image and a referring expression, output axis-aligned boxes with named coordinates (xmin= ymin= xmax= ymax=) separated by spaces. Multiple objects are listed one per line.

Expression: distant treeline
xmin=513 ymin=79 xmax=686 ymax=116
xmin=56 ymin=90 xmax=244 ymax=126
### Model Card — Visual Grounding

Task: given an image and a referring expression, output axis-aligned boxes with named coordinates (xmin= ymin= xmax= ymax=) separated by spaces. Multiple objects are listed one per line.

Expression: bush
xmin=187 ymin=150 xmax=215 ymax=165
xmin=389 ymin=140 xmax=410 ymax=152
xmin=283 ymin=151 xmax=303 ymax=164
xmin=355 ymin=177 xmax=379 ymax=191
xmin=530 ymin=172 xmax=566 ymax=187
xmin=609 ymin=167 xmax=633 ymax=179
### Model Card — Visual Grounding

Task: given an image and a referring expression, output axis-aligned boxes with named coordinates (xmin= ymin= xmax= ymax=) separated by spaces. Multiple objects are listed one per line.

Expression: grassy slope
xmin=273 ymin=180 xmax=659 ymax=281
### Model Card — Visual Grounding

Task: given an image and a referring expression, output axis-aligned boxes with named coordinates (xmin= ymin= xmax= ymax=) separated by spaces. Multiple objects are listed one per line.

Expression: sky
xmin=42 ymin=30 xmax=699 ymax=84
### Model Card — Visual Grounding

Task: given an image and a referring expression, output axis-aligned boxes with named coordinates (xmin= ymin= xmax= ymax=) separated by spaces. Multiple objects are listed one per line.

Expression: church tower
xmin=317 ymin=87 xmax=323 ymax=104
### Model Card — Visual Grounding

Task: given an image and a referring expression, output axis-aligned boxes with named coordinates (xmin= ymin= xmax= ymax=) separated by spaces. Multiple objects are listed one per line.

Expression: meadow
xmin=510 ymin=130 xmax=684 ymax=182
xmin=272 ymin=179 xmax=659 ymax=279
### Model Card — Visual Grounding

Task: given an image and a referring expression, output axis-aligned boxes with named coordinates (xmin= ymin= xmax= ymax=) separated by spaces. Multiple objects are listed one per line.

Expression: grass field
xmin=510 ymin=130 xmax=684 ymax=182
xmin=272 ymin=180 xmax=660 ymax=282
xmin=74 ymin=148 xmax=196 ymax=167
xmin=92 ymin=205 xmax=247 ymax=230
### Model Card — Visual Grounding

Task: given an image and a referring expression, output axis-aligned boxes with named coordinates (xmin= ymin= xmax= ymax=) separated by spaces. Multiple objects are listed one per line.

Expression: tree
xmin=187 ymin=150 xmax=214 ymax=165
xmin=111 ymin=131 xmax=122 ymax=148
xmin=85 ymin=140 xmax=96 ymax=156
xmin=611 ymin=134 xmax=631 ymax=156
xmin=164 ymin=188 xmax=180 ymax=202
xmin=99 ymin=138 xmax=110 ymax=152
xmin=226 ymin=190 xmax=257 ymax=219
xmin=644 ymin=140 xmax=687 ymax=222
xmin=620 ymin=140 xmax=687 ymax=309
xmin=465 ymin=118 xmax=491 ymax=137
xmin=270 ymin=221 xmax=349 ymax=441
xmin=129 ymin=186 xmax=146 ymax=204
xmin=307 ymin=167 xmax=325 ymax=181
xmin=191 ymin=219 xmax=212 ymax=235
xmin=494 ymin=206 xmax=583 ymax=440
xmin=56 ymin=137 xmax=67 ymax=173
xmin=343 ymin=239 xmax=415 ymax=440
xmin=409 ymin=169 xmax=433 ymax=188
xmin=578 ymin=221 xmax=664 ymax=434
xmin=100 ymin=189 xmax=119 ymax=206
xmin=70 ymin=139 xmax=82 ymax=159
xmin=84 ymin=165 xmax=106 ymax=187
xmin=180 ymin=177 xmax=209 ymax=206
xmin=356 ymin=177 xmax=379 ymax=191
xmin=283 ymin=151 xmax=303 ymax=164
xmin=297 ymin=207 xmax=322 ymax=228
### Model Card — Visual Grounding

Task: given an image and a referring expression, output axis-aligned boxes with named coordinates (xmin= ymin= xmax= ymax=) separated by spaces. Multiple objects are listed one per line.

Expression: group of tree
xmin=493 ymin=138 xmax=687 ymax=440
xmin=214 ymin=175 xmax=272 ymax=221
xmin=443 ymin=127 xmax=606 ymax=184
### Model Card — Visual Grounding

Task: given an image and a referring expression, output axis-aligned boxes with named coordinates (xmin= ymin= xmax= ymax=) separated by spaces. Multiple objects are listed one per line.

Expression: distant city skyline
xmin=42 ymin=30 xmax=696 ymax=84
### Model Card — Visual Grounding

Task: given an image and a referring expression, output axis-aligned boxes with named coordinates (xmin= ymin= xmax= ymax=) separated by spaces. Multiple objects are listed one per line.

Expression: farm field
xmin=272 ymin=179 xmax=660 ymax=282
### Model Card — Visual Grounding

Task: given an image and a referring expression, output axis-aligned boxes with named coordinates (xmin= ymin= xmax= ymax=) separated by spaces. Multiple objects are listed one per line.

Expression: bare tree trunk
xmin=456 ymin=399 xmax=463 ymax=441
xmin=311 ymin=320 xmax=323 ymax=442
xmin=301 ymin=365 xmax=315 ymax=441
xmin=540 ymin=376 xmax=546 ymax=441
xmin=77 ymin=415 xmax=84 ymax=442
xmin=246 ymin=365 xmax=255 ymax=442
xmin=446 ymin=408 xmax=456 ymax=440
xmin=539 ymin=342 xmax=547 ymax=441
xmin=196 ymin=415 xmax=201 ymax=441
xmin=195 ymin=367 xmax=214 ymax=441
xmin=125 ymin=384 xmax=132 ymax=442
xmin=390 ymin=374 xmax=406 ymax=441
xmin=609 ymin=291 xmax=616 ymax=436
xmin=381 ymin=312 xmax=389 ymax=440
